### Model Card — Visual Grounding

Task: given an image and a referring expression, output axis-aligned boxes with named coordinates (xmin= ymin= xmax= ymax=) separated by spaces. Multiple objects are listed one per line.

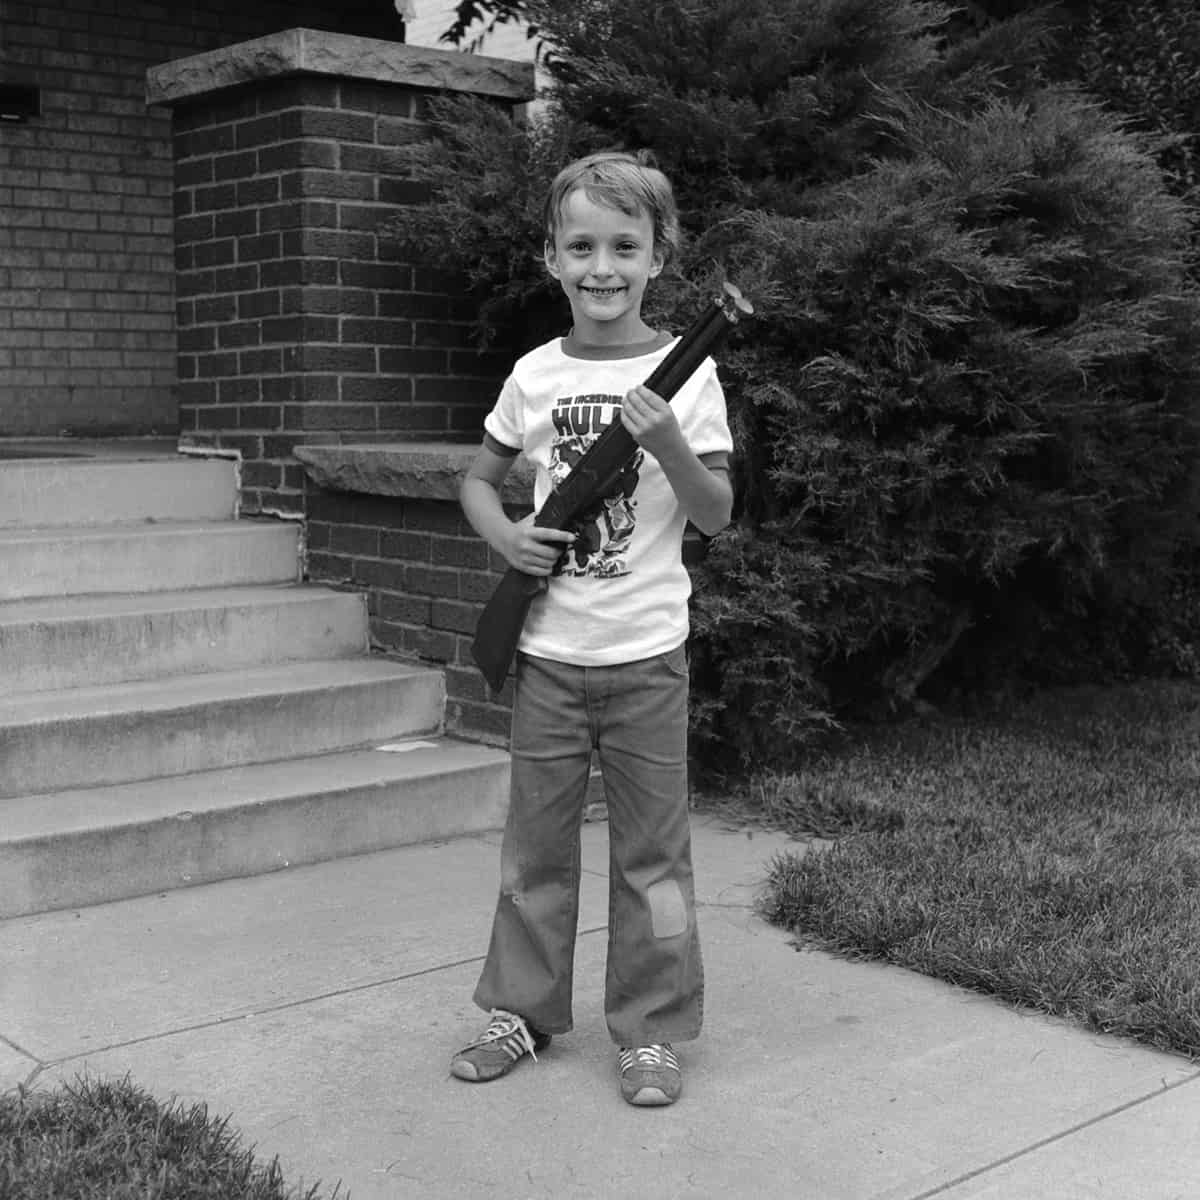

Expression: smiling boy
xmin=451 ymin=151 xmax=733 ymax=1106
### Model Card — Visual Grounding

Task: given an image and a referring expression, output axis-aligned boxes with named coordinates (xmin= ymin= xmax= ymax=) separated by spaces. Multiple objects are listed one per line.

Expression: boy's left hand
xmin=620 ymin=385 xmax=685 ymax=460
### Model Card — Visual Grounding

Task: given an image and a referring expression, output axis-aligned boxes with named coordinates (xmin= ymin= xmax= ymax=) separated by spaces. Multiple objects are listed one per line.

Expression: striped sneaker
xmin=617 ymin=1043 xmax=682 ymax=1106
xmin=450 ymin=1010 xmax=550 ymax=1082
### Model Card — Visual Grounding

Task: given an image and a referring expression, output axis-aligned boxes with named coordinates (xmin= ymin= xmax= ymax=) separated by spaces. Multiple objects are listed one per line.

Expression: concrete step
xmin=0 ymin=455 xmax=237 ymax=527
xmin=0 ymin=585 xmax=369 ymax=694
xmin=0 ymin=659 xmax=445 ymax=799
xmin=0 ymin=519 xmax=299 ymax=600
xmin=0 ymin=738 xmax=510 ymax=917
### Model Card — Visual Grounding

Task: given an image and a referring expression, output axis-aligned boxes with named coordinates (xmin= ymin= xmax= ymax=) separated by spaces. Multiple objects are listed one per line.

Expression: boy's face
xmin=544 ymin=189 xmax=664 ymax=345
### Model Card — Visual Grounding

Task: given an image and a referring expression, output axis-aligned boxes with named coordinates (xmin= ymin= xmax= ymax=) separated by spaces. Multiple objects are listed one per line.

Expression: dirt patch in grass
xmin=0 ymin=1075 xmax=343 ymax=1200
xmin=754 ymin=680 xmax=1200 ymax=1058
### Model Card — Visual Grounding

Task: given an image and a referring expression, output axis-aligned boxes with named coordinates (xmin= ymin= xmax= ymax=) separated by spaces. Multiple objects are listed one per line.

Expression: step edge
xmin=0 ymin=744 xmax=511 ymax=843
xmin=0 ymin=519 xmax=298 ymax=542
xmin=0 ymin=657 xmax=439 ymax=724
xmin=0 ymin=584 xmax=362 ymax=624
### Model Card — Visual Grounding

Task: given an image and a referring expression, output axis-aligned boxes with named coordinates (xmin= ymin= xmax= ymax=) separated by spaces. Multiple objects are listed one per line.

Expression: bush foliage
xmin=957 ymin=0 xmax=1200 ymax=197
xmin=393 ymin=0 xmax=1200 ymax=768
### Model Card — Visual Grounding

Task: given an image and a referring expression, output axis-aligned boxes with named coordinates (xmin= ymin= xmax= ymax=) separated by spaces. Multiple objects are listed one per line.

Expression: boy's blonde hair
xmin=544 ymin=150 xmax=681 ymax=267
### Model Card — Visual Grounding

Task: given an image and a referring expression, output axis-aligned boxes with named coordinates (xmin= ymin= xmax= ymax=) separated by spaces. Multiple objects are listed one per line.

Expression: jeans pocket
xmin=659 ymin=642 xmax=689 ymax=679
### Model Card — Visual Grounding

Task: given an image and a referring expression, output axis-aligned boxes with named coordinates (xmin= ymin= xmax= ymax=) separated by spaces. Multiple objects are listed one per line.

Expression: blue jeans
xmin=473 ymin=645 xmax=704 ymax=1046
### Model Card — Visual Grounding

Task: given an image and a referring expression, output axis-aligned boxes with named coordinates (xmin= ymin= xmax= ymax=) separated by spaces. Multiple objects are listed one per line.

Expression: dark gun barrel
xmin=470 ymin=282 xmax=753 ymax=695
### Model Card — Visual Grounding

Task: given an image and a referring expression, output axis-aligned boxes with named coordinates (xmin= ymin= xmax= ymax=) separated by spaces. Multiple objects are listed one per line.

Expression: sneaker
xmin=617 ymin=1043 xmax=682 ymax=1106
xmin=450 ymin=1009 xmax=550 ymax=1082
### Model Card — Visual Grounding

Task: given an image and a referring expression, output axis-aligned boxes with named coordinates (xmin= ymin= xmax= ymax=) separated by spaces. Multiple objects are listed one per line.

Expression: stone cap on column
xmin=295 ymin=441 xmax=535 ymax=505
xmin=147 ymin=27 xmax=536 ymax=107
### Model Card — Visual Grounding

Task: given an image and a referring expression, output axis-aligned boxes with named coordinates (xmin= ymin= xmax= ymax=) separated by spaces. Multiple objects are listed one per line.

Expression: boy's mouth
xmin=581 ymin=285 xmax=625 ymax=298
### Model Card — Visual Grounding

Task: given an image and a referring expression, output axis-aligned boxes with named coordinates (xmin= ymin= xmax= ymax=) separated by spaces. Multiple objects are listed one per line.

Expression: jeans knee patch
xmin=647 ymin=879 xmax=688 ymax=939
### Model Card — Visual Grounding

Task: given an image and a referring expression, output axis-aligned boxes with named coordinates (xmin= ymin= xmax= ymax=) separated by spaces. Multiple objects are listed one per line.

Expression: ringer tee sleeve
xmin=681 ymin=362 xmax=733 ymax=459
xmin=482 ymin=374 xmax=525 ymax=453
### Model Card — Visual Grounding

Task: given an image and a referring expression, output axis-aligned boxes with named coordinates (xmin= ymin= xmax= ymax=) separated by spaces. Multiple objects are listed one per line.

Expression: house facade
xmin=0 ymin=0 xmax=415 ymax=438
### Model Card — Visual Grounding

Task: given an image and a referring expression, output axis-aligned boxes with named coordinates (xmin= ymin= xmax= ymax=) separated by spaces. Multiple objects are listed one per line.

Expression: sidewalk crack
xmin=909 ymin=1069 xmax=1200 ymax=1199
xmin=0 ymin=1031 xmax=43 ymax=1065
xmin=44 ymin=924 xmax=612 ymax=1068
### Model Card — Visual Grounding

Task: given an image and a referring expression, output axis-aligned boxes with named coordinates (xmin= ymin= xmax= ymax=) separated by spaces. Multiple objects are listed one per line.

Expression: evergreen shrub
xmin=1076 ymin=0 xmax=1200 ymax=195
xmin=389 ymin=0 xmax=1200 ymax=769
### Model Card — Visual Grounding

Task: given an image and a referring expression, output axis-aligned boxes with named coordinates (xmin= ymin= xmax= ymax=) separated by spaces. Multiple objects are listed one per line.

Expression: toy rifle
xmin=470 ymin=280 xmax=753 ymax=695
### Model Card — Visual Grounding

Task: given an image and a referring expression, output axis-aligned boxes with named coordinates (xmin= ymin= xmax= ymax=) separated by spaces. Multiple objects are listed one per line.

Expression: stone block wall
xmin=153 ymin=29 xmax=532 ymax=514
xmin=0 ymin=0 xmax=406 ymax=438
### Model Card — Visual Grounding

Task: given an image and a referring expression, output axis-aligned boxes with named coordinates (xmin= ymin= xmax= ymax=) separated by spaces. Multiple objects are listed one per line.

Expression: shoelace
xmin=472 ymin=1008 xmax=540 ymax=1062
xmin=619 ymin=1043 xmax=678 ymax=1071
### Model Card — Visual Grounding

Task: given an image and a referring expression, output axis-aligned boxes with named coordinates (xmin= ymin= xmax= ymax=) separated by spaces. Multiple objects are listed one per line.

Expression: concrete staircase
xmin=0 ymin=445 xmax=509 ymax=919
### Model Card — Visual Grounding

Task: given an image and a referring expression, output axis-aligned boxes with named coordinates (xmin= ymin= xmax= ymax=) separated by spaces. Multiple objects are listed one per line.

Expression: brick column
xmin=147 ymin=29 xmax=534 ymax=514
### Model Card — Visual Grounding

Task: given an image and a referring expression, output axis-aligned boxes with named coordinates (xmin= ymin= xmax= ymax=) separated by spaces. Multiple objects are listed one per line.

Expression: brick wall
xmin=305 ymin=487 xmax=524 ymax=740
xmin=169 ymin=68 xmax=514 ymax=514
xmin=0 ymin=0 xmax=405 ymax=437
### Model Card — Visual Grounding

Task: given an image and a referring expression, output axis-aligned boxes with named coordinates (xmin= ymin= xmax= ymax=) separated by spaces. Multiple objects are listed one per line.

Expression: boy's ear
xmin=649 ymin=246 xmax=665 ymax=279
xmin=544 ymin=240 xmax=561 ymax=279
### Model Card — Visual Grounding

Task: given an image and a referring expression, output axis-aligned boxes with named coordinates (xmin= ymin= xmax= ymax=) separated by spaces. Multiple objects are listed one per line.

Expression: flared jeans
xmin=473 ymin=645 xmax=704 ymax=1046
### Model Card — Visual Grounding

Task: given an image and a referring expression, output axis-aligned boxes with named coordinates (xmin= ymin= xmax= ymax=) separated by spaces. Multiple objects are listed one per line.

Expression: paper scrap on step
xmin=375 ymin=740 xmax=439 ymax=753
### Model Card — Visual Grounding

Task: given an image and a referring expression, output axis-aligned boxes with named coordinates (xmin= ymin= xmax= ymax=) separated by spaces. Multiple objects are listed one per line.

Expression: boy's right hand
xmin=504 ymin=514 xmax=576 ymax=576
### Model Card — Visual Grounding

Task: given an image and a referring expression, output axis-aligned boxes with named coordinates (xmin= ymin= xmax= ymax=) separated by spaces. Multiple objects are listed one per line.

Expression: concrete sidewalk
xmin=2 ymin=815 xmax=1198 ymax=1199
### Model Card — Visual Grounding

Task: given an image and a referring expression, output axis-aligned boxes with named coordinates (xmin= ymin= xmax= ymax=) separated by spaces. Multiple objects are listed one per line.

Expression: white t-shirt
xmin=483 ymin=334 xmax=733 ymax=667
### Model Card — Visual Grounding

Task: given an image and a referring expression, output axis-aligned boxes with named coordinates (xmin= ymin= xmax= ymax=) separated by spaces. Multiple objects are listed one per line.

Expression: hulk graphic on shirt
xmin=548 ymin=395 xmax=641 ymax=579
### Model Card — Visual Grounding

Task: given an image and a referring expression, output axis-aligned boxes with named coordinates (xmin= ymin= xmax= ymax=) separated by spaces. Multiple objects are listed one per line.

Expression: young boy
xmin=451 ymin=150 xmax=733 ymax=1107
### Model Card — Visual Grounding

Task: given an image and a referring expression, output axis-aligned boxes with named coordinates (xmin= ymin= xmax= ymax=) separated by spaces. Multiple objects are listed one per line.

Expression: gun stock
xmin=472 ymin=568 xmax=547 ymax=694
xmin=471 ymin=281 xmax=753 ymax=694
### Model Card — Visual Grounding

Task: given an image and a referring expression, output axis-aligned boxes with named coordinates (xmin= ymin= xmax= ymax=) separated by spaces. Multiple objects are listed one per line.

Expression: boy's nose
xmin=591 ymin=249 xmax=615 ymax=277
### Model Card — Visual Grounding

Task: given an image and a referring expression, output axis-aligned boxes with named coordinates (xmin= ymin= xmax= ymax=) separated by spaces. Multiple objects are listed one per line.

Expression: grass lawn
xmin=0 ymin=1075 xmax=342 ymax=1200
xmin=733 ymin=679 xmax=1200 ymax=1059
